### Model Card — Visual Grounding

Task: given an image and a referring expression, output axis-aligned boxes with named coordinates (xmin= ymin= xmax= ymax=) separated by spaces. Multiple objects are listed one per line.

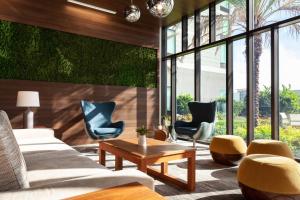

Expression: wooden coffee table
xmin=99 ymin=138 xmax=196 ymax=191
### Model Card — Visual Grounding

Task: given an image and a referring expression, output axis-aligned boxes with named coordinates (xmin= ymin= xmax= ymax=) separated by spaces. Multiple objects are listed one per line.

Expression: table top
xmin=65 ymin=182 xmax=165 ymax=200
xmin=100 ymin=138 xmax=195 ymax=158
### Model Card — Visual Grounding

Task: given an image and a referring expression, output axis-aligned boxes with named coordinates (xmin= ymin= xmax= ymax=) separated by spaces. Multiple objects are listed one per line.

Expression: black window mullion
xmin=195 ymin=50 xmax=201 ymax=102
xmin=209 ymin=2 xmax=216 ymax=43
xmin=161 ymin=27 xmax=168 ymax=120
xmin=226 ymin=40 xmax=234 ymax=135
xmin=247 ymin=0 xmax=254 ymax=31
xmin=182 ymin=16 xmax=188 ymax=51
xmin=195 ymin=9 xmax=201 ymax=47
xmin=271 ymin=27 xmax=280 ymax=140
xmin=171 ymin=56 xmax=177 ymax=126
xmin=247 ymin=35 xmax=255 ymax=144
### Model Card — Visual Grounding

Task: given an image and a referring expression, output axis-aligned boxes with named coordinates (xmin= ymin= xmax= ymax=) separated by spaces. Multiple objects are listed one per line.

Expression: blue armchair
xmin=80 ymin=100 xmax=124 ymax=140
xmin=175 ymin=101 xmax=216 ymax=147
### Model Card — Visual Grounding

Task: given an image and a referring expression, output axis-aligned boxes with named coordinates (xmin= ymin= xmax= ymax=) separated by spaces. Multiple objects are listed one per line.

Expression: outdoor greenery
xmin=177 ymin=94 xmax=193 ymax=115
xmin=0 ymin=20 xmax=157 ymax=88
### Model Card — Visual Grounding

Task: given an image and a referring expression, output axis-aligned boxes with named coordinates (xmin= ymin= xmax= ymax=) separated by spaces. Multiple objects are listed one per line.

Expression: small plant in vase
xmin=136 ymin=125 xmax=149 ymax=148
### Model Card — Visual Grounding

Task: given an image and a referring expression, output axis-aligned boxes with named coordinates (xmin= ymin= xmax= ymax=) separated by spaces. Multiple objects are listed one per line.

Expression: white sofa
xmin=0 ymin=128 xmax=154 ymax=200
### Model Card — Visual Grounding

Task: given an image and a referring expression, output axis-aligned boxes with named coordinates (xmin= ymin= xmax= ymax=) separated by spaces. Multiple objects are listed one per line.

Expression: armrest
xmin=174 ymin=120 xmax=192 ymax=128
xmin=110 ymin=121 xmax=125 ymax=129
xmin=194 ymin=122 xmax=215 ymax=140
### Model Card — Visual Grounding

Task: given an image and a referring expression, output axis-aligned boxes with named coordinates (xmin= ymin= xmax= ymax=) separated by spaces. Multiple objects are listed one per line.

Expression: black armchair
xmin=175 ymin=101 xmax=217 ymax=147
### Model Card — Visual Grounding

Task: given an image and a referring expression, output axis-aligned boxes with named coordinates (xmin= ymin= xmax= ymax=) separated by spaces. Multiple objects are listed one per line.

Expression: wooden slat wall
xmin=0 ymin=0 xmax=159 ymax=49
xmin=0 ymin=79 xmax=159 ymax=145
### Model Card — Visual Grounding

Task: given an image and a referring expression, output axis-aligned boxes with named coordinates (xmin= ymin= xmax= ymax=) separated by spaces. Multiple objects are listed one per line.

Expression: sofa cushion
xmin=0 ymin=111 xmax=29 ymax=191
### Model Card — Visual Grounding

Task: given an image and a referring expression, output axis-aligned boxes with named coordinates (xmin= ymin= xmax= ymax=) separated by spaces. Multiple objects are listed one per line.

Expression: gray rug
xmin=73 ymin=140 xmax=245 ymax=200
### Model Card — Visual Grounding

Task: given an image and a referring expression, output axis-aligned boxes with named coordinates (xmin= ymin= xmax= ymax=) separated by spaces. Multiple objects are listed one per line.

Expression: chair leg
xmin=193 ymin=139 xmax=196 ymax=148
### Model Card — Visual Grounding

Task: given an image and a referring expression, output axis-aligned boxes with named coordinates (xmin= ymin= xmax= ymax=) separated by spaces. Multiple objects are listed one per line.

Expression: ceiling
xmin=162 ymin=0 xmax=213 ymax=26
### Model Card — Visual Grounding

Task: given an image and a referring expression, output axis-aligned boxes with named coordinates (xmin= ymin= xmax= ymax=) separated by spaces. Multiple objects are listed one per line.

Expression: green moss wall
xmin=0 ymin=20 xmax=157 ymax=88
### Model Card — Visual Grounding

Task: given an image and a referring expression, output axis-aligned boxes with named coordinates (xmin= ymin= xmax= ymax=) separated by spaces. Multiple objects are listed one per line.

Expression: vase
xmin=138 ymin=135 xmax=147 ymax=147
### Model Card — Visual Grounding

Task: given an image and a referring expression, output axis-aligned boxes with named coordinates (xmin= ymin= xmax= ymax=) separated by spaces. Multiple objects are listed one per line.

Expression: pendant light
xmin=146 ymin=0 xmax=174 ymax=18
xmin=124 ymin=0 xmax=141 ymax=23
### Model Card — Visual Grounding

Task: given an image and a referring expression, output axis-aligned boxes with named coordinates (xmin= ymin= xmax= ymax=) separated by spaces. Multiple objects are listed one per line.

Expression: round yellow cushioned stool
xmin=238 ymin=154 xmax=300 ymax=200
xmin=247 ymin=139 xmax=294 ymax=159
xmin=209 ymin=135 xmax=247 ymax=166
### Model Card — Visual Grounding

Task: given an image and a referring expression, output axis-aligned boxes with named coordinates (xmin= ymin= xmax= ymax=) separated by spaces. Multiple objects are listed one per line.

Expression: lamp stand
xmin=24 ymin=107 xmax=34 ymax=129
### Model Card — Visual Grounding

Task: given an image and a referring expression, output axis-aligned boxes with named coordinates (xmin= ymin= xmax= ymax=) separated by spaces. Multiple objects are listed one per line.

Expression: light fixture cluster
xmin=67 ymin=0 xmax=174 ymax=23
xmin=124 ymin=0 xmax=174 ymax=23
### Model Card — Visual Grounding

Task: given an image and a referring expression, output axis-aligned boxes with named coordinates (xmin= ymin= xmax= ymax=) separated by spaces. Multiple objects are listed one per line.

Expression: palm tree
xmin=212 ymin=0 xmax=300 ymax=125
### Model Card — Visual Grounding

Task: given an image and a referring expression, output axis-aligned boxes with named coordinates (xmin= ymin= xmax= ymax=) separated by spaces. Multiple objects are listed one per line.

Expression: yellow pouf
xmin=238 ymin=154 xmax=300 ymax=199
xmin=247 ymin=139 xmax=294 ymax=159
xmin=209 ymin=135 xmax=247 ymax=166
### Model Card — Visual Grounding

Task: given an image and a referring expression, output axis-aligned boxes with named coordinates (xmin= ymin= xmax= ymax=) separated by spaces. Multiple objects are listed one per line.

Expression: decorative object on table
xmin=146 ymin=0 xmax=174 ymax=18
xmin=247 ymin=139 xmax=294 ymax=159
xmin=124 ymin=0 xmax=141 ymax=23
xmin=80 ymin=100 xmax=124 ymax=140
xmin=16 ymin=91 xmax=40 ymax=129
xmin=237 ymin=154 xmax=300 ymax=200
xmin=136 ymin=125 xmax=148 ymax=147
xmin=174 ymin=101 xmax=216 ymax=147
xmin=210 ymin=135 xmax=247 ymax=166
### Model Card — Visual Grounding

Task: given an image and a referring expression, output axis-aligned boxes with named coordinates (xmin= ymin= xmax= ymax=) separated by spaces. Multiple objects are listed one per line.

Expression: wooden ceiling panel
xmin=0 ymin=0 xmax=213 ymax=48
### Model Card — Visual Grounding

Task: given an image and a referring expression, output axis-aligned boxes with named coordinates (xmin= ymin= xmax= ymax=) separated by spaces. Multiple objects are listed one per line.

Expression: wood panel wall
xmin=0 ymin=0 xmax=159 ymax=48
xmin=0 ymin=79 xmax=159 ymax=145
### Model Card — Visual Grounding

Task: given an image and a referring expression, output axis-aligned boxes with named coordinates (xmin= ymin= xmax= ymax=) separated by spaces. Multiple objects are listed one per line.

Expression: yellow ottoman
xmin=247 ymin=139 xmax=294 ymax=159
xmin=238 ymin=154 xmax=300 ymax=200
xmin=209 ymin=135 xmax=247 ymax=166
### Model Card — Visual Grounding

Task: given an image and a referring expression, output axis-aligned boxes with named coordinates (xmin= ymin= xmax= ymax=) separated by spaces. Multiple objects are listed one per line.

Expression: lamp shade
xmin=16 ymin=91 xmax=40 ymax=107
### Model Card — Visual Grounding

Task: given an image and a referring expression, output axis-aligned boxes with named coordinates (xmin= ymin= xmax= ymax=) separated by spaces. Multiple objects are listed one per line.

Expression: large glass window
xmin=188 ymin=15 xmax=195 ymax=49
xmin=254 ymin=0 xmax=300 ymax=28
xmin=167 ymin=22 xmax=182 ymax=55
xmin=201 ymin=45 xmax=227 ymax=135
xmin=200 ymin=8 xmax=210 ymax=45
xmin=176 ymin=53 xmax=195 ymax=121
xmin=233 ymin=39 xmax=247 ymax=140
xmin=279 ymin=23 xmax=300 ymax=158
xmin=216 ymin=0 xmax=246 ymax=40
xmin=253 ymin=31 xmax=271 ymax=139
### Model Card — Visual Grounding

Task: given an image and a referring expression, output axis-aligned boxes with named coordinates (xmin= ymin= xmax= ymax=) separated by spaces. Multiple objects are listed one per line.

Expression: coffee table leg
xmin=187 ymin=151 xmax=196 ymax=191
xmin=100 ymin=149 xmax=106 ymax=166
xmin=161 ymin=162 xmax=168 ymax=175
xmin=115 ymin=156 xmax=123 ymax=170
xmin=138 ymin=160 xmax=147 ymax=173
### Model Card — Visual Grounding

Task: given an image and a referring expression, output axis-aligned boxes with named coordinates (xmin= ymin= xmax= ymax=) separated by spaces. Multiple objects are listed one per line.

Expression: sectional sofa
xmin=0 ymin=111 xmax=154 ymax=200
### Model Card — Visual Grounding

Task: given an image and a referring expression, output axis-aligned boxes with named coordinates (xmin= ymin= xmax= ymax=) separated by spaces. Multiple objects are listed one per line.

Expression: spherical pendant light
xmin=124 ymin=1 xmax=141 ymax=23
xmin=146 ymin=0 xmax=174 ymax=18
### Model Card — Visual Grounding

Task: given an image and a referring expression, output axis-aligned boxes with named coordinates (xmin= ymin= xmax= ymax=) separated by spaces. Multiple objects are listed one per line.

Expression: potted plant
xmin=136 ymin=125 xmax=148 ymax=147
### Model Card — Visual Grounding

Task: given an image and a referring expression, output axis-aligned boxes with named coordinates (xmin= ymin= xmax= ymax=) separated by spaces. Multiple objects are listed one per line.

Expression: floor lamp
xmin=16 ymin=91 xmax=40 ymax=129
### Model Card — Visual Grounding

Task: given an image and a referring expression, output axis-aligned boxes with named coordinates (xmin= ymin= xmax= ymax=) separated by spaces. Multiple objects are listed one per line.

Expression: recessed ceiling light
xmin=67 ymin=0 xmax=117 ymax=15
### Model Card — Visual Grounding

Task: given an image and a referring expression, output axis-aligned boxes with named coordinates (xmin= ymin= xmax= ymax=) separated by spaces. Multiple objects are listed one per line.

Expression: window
xmin=254 ymin=0 xmax=300 ymax=28
xmin=253 ymin=31 xmax=271 ymax=139
xmin=233 ymin=39 xmax=247 ymax=140
xmin=188 ymin=15 xmax=195 ymax=49
xmin=279 ymin=23 xmax=300 ymax=158
xmin=200 ymin=8 xmax=210 ymax=45
xmin=201 ymin=45 xmax=227 ymax=135
xmin=176 ymin=53 xmax=195 ymax=121
xmin=167 ymin=22 xmax=182 ymax=55
xmin=216 ymin=0 xmax=246 ymax=40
